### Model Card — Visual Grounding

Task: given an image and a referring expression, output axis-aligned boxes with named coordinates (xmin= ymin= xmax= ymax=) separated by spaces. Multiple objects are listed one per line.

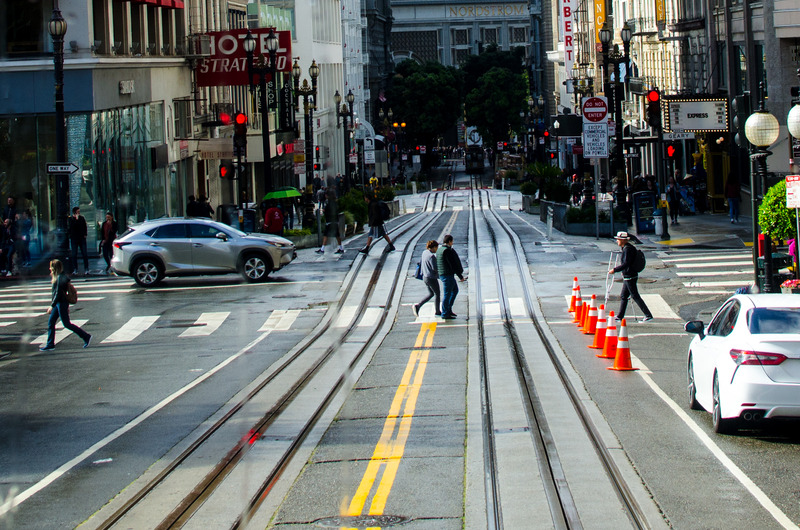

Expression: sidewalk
xmin=636 ymin=212 xmax=754 ymax=249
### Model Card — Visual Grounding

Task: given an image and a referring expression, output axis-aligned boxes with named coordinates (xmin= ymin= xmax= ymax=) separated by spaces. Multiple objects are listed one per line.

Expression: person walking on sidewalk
xmin=725 ymin=173 xmax=741 ymax=223
xmin=608 ymin=231 xmax=653 ymax=323
xmin=413 ymin=240 xmax=441 ymax=317
xmin=39 ymin=259 xmax=91 ymax=351
xmin=437 ymin=234 xmax=466 ymax=319
xmin=359 ymin=194 xmax=394 ymax=254
xmin=666 ymin=176 xmax=681 ymax=225
xmin=100 ymin=212 xmax=118 ymax=274
xmin=68 ymin=207 xmax=89 ymax=275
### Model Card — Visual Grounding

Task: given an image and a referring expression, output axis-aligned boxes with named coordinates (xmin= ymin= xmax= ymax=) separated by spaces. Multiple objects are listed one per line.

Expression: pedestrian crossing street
xmin=660 ymin=249 xmax=756 ymax=295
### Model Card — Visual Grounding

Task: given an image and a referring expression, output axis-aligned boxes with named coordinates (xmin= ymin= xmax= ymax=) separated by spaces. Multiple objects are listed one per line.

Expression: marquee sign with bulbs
xmin=662 ymin=96 xmax=729 ymax=133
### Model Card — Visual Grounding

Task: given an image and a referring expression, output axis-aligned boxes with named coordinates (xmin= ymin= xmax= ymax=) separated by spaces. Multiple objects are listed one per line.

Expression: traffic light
xmin=233 ymin=112 xmax=247 ymax=149
xmin=731 ymin=93 xmax=751 ymax=148
xmin=313 ymin=163 xmax=321 ymax=171
xmin=646 ymin=89 xmax=661 ymax=132
xmin=315 ymin=146 xmax=321 ymax=161
xmin=219 ymin=112 xmax=232 ymax=126
xmin=219 ymin=160 xmax=235 ymax=179
xmin=549 ymin=152 xmax=556 ymax=160
xmin=543 ymin=130 xmax=550 ymax=138
xmin=665 ymin=142 xmax=680 ymax=160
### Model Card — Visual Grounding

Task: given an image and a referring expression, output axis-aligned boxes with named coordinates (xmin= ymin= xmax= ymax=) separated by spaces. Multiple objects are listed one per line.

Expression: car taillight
xmin=113 ymin=241 xmax=131 ymax=249
xmin=729 ymin=349 xmax=787 ymax=365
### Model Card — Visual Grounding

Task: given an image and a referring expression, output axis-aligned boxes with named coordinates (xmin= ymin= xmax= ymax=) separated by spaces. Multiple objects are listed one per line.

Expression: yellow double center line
xmin=343 ymin=322 xmax=437 ymax=524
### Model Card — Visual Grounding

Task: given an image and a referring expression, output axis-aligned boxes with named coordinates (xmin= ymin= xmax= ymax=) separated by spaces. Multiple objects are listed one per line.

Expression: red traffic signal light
xmin=543 ymin=130 xmax=550 ymax=138
xmin=549 ymin=152 xmax=556 ymax=159
xmin=219 ymin=112 xmax=232 ymax=125
xmin=646 ymin=89 xmax=662 ymax=131
xmin=646 ymin=89 xmax=660 ymax=103
xmin=219 ymin=160 xmax=235 ymax=179
xmin=233 ymin=112 xmax=247 ymax=149
xmin=234 ymin=112 xmax=247 ymax=125
xmin=313 ymin=163 xmax=321 ymax=171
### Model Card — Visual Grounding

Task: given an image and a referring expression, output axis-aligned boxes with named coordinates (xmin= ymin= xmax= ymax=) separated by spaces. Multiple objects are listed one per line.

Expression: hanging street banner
xmin=582 ymin=96 xmax=609 ymax=158
xmin=195 ymin=29 xmax=293 ymax=88
xmin=594 ymin=0 xmax=605 ymax=51
xmin=560 ymin=0 xmax=575 ymax=75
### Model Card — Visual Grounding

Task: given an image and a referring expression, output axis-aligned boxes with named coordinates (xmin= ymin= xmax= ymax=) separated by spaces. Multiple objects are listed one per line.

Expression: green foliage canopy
xmin=464 ymin=67 xmax=526 ymax=147
xmin=758 ymin=179 xmax=795 ymax=240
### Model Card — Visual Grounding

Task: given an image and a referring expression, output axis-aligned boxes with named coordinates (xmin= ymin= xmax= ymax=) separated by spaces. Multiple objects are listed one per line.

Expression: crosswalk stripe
xmin=688 ymin=290 xmax=733 ymax=295
xmin=509 ymin=297 xmax=526 ymax=317
xmin=640 ymin=295 xmax=680 ymax=320
xmin=259 ymin=309 xmax=300 ymax=332
xmin=676 ymin=270 xmax=751 ymax=277
xmin=673 ymin=261 xmax=753 ymax=268
xmin=179 ymin=312 xmax=230 ymax=338
xmin=0 ymin=322 xmax=16 ymax=327
xmin=358 ymin=307 xmax=382 ymax=327
xmin=101 ymin=316 xmax=159 ymax=343
xmin=661 ymin=253 xmax=749 ymax=263
xmin=683 ymin=280 xmax=751 ymax=287
xmin=483 ymin=302 xmax=501 ymax=318
xmin=0 ymin=310 xmax=48 ymax=319
xmin=334 ymin=305 xmax=358 ymax=328
xmin=30 ymin=320 xmax=89 ymax=345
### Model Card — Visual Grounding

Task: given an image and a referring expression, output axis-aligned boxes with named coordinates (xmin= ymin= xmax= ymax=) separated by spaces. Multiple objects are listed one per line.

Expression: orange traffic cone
xmin=572 ymin=290 xmax=583 ymax=323
xmin=583 ymin=295 xmax=598 ymax=334
xmin=568 ymin=277 xmax=580 ymax=313
xmin=577 ymin=301 xmax=588 ymax=327
xmin=608 ymin=318 xmax=639 ymax=371
xmin=597 ymin=312 xmax=617 ymax=358
xmin=589 ymin=305 xmax=607 ymax=349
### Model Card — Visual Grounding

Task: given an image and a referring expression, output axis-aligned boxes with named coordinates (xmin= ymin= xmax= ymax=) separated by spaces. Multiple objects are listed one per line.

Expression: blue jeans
xmin=441 ymin=274 xmax=458 ymax=316
xmin=45 ymin=302 xmax=90 ymax=348
xmin=728 ymin=197 xmax=740 ymax=221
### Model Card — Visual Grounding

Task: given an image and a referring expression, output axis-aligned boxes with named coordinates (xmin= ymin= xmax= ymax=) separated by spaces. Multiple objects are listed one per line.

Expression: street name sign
xmin=664 ymin=132 xmax=696 ymax=140
xmin=46 ymin=163 xmax=79 ymax=174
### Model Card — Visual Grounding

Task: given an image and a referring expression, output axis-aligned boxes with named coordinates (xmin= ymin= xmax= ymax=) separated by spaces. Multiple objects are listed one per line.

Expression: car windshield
xmin=747 ymin=308 xmax=800 ymax=334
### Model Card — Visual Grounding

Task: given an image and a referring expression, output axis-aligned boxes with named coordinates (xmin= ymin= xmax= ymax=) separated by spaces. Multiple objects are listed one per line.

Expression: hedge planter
xmin=563 ymin=221 xmax=628 ymax=237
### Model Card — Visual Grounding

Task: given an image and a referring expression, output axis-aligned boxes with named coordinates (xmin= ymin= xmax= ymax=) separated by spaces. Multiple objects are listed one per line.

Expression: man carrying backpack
xmin=608 ymin=231 xmax=653 ymax=323
xmin=359 ymin=194 xmax=395 ymax=254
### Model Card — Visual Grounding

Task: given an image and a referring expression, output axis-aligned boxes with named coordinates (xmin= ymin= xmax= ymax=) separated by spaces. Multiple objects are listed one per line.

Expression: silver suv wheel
xmin=242 ymin=254 xmax=269 ymax=282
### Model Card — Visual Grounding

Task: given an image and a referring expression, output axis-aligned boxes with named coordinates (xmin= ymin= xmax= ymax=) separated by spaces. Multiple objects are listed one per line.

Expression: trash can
xmin=654 ymin=215 xmax=663 ymax=236
xmin=632 ymin=191 xmax=657 ymax=234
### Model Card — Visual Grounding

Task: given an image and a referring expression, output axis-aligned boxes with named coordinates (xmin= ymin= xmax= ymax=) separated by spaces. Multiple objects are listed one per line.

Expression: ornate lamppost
xmin=599 ymin=22 xmax=632 ymax=218
xmin=49 ymin=2 xmax=69 ymax=260
xmin=744 ymin=92 xmax=780 ymax=292
xmin=243 ymin=29 xmax=279 ymax=193
xmin=334 ymin=89 xmax=355 ymax=192
xmin=292 ymin=59 xmax=320 ymax=183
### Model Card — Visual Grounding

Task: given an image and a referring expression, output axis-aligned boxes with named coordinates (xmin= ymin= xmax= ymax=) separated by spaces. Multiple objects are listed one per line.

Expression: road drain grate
xmin=312 ymin=515 xmax=410 ymax=527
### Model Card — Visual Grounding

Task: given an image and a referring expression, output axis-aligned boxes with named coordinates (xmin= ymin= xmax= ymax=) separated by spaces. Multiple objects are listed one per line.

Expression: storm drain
xmin=313 ymin=515 xmax=410 ymax=528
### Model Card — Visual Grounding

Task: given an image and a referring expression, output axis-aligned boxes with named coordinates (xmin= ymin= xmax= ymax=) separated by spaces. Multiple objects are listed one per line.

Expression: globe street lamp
xmin=744 ymin=95 xmax=780 ymax=292
xmin=553 ymin=119 xmax=561 ymax=167
xmin=293 ymin=59 xmax=320 ymax=183
xmin=334 ymin=89 xmax=355 ymax=192
xmin=49 ymin=2 xmax=69 ymax=261
xmin=243 ymin=29 xmax=279 ymax=193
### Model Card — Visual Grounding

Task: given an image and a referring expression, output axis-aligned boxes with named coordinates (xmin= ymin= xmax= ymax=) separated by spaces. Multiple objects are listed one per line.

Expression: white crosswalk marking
xmin=259 ymin=309 xmax=300 ymax=332
xmin=564 ymin=293 xmax=680 ymax=320
xmin=101 ymin=316 xmax=159 ymax=343
xmin=358 ymin=307 xmax=382 ymax=327
xmin=334 ymin=305 xmax=358 ymax=328
xmin=665 ymin=249 xmax=754 ymax=295
xmin=484 ymin=302 xmax=501 ymax=318
xmin=30 ymin=320 xmax=89 ymax=345
xmin=509 ymin=297 xmax=526 ymax=317
xmin=676 ymin=270 xmax=751 ymax=277
xmin=179 ymin=312 xmax=230 ymax=338
xmin=673 ymin=261 xmax=752 ymax=268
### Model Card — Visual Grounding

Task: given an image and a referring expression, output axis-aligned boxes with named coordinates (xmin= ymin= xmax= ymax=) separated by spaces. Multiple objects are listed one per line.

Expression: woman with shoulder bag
xmin=412 ymin=240 xmax=441 ymax=317
xmin=39 ymin=259 xmax=91 ymax=351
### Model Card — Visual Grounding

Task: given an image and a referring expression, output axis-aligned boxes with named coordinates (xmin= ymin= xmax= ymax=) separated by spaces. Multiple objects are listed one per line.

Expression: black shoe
xmin=442 ymin=314 xmax=456 ymax=320
xmin=83 ymin=334 xmax=92 ymax=348
xmin=359 ymin=247 xmax=369 ymax=254
xmin=386 ymin=244 xmax=396 ymax=252
xmin=435 ymin=312 xmax=442 ymax=316
xmin=315 ymin=248 xmax=324 ymax=254
xmin=412 ymin=305 xmax=419 ymax=317
xmin=335 ymin=248 xmax=344 ymax=254
xmin=39 ymin=345 xmax=55 ymax=352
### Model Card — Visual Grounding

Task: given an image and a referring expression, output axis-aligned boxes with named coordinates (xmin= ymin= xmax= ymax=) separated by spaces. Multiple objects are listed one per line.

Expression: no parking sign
xmin=787 ymin=175 xmax=800 ymax=208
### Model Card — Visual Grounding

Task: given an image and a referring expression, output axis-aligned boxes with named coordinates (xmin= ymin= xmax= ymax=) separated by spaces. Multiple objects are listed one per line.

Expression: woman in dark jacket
xmin=39 ymin=259 xmax=91 ymax=351
xmin=100 ymin=212 xmax=118 ymax=274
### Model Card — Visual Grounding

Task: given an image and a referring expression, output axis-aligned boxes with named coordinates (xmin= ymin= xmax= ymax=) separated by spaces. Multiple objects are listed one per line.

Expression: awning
xmin=126 ymin=0 xmax=184 ymax=7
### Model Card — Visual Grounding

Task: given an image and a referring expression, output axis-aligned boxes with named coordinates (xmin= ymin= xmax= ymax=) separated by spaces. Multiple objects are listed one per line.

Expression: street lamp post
xmin=334 ymin=89 xmax=355 ymax=192
xmin=393 ymin=120 xmax=407 ymax=179
xmin=600 ymin=23 xmax=633 ymax=222
xmin=293 ymin=59 xmax=320 ymax=184
xmin=553 ymin=119 xmax=561 ymax=167
xmin=787 ymin=75 xmax=800 ymax=279
xmin=243 ymin=29 xmax=279 ymax=194
xmin=49 ymin=2 xmax=69 ymax=261
xmin=744 ymin=93 xmax=780 ymax=292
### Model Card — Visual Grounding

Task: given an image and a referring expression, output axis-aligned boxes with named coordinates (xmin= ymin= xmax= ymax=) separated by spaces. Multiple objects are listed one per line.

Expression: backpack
xmin=414 ymin=261 xmax=423 ymax=280
xmin=66 ymin=282 xmax=78 ymax=305
xmin=632 ymin=248 xmax=646 ymax=274
xmin=378 ymin=201 xmax=391 ymax=222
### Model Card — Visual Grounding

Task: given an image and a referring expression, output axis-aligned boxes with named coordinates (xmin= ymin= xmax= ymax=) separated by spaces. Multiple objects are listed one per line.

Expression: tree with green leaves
xmin=464 ymin=66 xmax=526 ymax=147
xmin=759 ymin=179 xmax=795 ymax=240
xmin=387 ymin=60 xmax=463 ymax=156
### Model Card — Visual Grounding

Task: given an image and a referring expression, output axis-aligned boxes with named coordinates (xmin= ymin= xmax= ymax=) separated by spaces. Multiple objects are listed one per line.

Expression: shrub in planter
xmin=520 ymin=181 xmax=538 ymax=196
xmin=284 ymin=228 xmax=312 ymax=237
xmin=338 ymin=189 xmax=368 ymax=225
xmin=504 ymin=170 xmax=519 ymax=181
xmin=543 ymin=177 xmax=570 ymax=203
xmin=377 ymin=187 xmax=396 ymax=201
xmin=759 ymin=180 xmax=795 ymax=240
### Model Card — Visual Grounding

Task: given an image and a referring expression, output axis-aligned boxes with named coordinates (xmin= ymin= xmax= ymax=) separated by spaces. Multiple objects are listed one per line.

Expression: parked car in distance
xmin=111 ymin=218 xmax=296 ymax=287
xmin=685 ymin=294 xmax=800 ymax=434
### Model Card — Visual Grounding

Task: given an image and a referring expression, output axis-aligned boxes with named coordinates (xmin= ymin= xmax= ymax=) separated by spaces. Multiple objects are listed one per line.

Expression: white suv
xmin=111 ymin=218 xmax=296 ymax=287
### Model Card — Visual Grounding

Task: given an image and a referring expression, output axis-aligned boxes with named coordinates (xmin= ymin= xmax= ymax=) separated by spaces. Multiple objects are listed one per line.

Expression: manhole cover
xmin=313 ymin=515 xmax=410 ymax=528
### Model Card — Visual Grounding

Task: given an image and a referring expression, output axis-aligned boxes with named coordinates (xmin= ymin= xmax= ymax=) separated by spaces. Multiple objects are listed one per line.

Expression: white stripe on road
xmin=688 ymin=290 xmax=738 ymax=295
xmin=30 ymin=320 xmax=89 ymax=345
xmin=661 ymin=253 xmax=750 ymax=263
xmin=0 ymin=311 xmax=47 ymax=319
xmin=683 ymin=280 xmax=753 ymax=287
xmin=673 ymin=261 xmax=753 ymax=268
xmin=676 ymin=270 xmax=751 ymax=277
xmin=641 ymin=294 xmax=680 ymax=319
xmin=483 ymin=302 xmax=501 ymax=318
xmin=357 ymin=307 xmax=382 ymax=327
xmin=0 ymin=331 xmax=272 ymax=518
xmin=334 ymin=305 xmax=358 ymax=328
xmin=258 ymin=309 xmax=300 ymax=332
xmin=509 ymin=297 xmax=526 ymax=317
xmin=101 ymin=316 xmax=159 ymax=343
xmin=179 ymin=312 xmax=230 ymax=338
xmin=631 ymin=354 xmax=797 ymax=529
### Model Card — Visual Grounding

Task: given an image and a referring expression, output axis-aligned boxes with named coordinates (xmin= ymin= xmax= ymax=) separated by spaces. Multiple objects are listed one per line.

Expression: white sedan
xmin=685 ymin=294 xmax=800 ymax=434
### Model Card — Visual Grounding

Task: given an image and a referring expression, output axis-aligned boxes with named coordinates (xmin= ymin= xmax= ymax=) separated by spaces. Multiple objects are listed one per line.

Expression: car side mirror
xmin=684 ymin=320 xmax=705 ymax=339
xmin=215 ymin=232 xmax=228 ymax=241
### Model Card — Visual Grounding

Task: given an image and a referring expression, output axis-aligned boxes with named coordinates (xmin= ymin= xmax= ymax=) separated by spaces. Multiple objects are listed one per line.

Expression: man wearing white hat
xmin=608 ymin=231 xmax=653 ymax=322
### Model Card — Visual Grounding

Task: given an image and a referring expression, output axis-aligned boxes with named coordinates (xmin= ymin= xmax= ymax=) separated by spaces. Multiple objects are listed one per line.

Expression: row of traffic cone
xmin=568 ymin=277 xmax=637 ymax=372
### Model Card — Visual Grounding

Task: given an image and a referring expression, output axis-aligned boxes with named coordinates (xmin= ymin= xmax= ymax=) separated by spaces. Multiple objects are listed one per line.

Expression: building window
xmin=0 ymin=0 xmax=52 ymax=58
xmin=509 ymin=26 xmax=527 ymax=44
xmin=481 ymin=27 xmax=498 ymax=45
xmin=452 ymin=28 xmax=470 ymax=46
